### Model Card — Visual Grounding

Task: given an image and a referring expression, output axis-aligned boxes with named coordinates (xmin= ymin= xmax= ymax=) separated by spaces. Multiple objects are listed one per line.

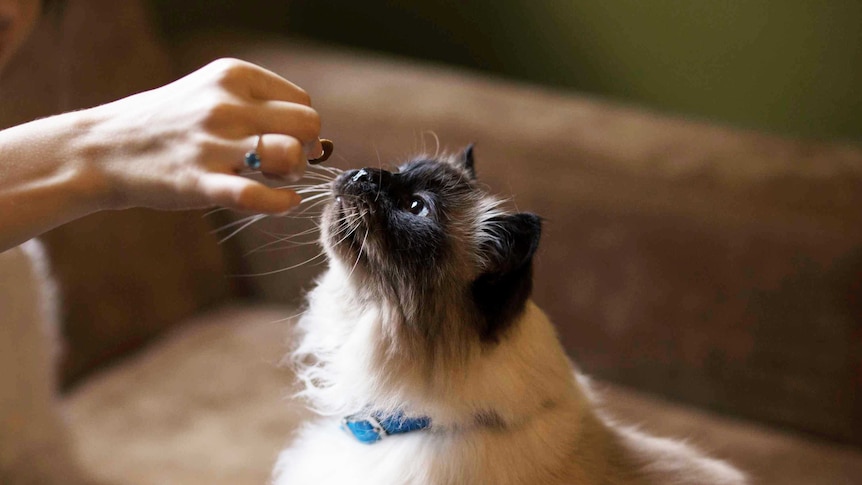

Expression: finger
xmin=251 ymin=101 xmax=321 ymax=143
xmin=305 ymin=139 xmax=324 ymax=161
xmin=308 ymin=139 xmax=333 ymax=164
xmin=209 ymin=58 xmax=312 ymax=105
xmin=236 ymin=134 xmax=307 ymax=181
xmin=244 ymin=66 xmax=311 ymax=106
xmin=198 ymin=172 xmax=301 ymax=214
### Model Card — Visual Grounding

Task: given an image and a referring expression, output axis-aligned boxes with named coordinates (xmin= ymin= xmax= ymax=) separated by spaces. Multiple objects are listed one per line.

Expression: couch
xmin=2 ymin=1 xmax=861 ymax=484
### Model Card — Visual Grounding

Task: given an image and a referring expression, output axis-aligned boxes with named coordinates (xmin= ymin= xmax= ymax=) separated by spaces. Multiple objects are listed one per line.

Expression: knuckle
xmin=301 ymin=107 xmax=321 ymax=138
xmin=235 ymin=185 xmax=260 ymax=211
xmin=190 ymin=133 xmax=218 ymax=163
xmin=282 ymin=137 xmax=304 ymax=163
xmin=201 ymin=100 xmax=242 ymax=128
xmin=177 ymin=170 xmax=208 ymax=206
xmin=295 ymin=87 xmax=312 ymax=106
xmin=207 ymin=57 xmax=249 ymax=88
xmin=268 ymin=137 xmax=301 ymax=166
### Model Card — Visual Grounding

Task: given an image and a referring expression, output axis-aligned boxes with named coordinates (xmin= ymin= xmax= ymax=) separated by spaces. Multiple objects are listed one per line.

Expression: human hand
xmin=77 ymin=58 xmax=322 ymax=214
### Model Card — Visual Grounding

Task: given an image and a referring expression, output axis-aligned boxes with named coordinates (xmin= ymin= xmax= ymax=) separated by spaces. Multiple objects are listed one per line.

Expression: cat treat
xmin=309 ymin=138 xmax=334 ymax=164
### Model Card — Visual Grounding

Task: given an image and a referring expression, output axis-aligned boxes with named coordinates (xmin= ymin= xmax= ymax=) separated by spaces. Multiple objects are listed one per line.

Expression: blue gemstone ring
xmin=243 ymin=135 xmax=263 ymax=170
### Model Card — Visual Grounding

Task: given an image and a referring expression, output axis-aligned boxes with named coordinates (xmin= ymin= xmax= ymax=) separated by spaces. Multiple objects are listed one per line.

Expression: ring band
xmin=244 ymin=135 xmax=263 ymax=170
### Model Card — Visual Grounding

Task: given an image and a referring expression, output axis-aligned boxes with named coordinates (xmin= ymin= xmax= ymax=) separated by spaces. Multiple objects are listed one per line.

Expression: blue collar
xmin=341 ymin=411 xmax=431 ymax=444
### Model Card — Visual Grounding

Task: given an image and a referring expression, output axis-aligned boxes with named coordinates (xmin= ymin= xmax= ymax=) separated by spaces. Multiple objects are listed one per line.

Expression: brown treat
xmin=309 ymin=139 xmax=334 ymax=164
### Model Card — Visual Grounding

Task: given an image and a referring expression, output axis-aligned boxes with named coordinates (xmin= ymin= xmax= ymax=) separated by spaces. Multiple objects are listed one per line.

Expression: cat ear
xmin=460 ymin=143 xmax=476 ymax=178
xmin=482 ymin=213 xmax=541 ymax=275
xmin=472 ymin=213 xmax=542 ymax=341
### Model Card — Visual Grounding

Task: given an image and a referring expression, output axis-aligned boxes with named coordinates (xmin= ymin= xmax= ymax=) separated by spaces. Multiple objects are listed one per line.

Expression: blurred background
xmin=151 ymin=0 xmax=862 ymax=142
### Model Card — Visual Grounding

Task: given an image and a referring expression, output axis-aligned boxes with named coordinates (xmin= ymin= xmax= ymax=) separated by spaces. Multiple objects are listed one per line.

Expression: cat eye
xmin=407 ymin=196 xmax=430 ymax=217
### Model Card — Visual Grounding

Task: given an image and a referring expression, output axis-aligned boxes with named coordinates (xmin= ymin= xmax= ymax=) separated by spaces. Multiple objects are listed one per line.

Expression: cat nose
xmin=352 ymin=168 xmax=370 ymax=183
xmin=342 ymin=167 xmax=390 ymax=190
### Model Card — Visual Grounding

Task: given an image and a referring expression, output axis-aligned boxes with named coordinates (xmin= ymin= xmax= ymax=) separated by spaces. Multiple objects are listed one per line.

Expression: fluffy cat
xmin=272 ymin=148 xmax=747 ymax=485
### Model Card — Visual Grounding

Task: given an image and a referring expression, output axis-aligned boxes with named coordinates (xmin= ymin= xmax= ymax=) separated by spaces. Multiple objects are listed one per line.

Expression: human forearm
xmin=0 ymin=112 xmax=104 ymax=252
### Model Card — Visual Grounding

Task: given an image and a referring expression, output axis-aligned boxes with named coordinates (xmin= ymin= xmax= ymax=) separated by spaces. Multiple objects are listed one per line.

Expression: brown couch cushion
xmin=66 ymin=304 xmax=862 ymax=485
xmin=0 ymin=1 xmax=229 ymax=386
xmin=67 ymin=305 xmax=311 ymax=485
xmin=174 ymin=34 xmax=862 ymax=444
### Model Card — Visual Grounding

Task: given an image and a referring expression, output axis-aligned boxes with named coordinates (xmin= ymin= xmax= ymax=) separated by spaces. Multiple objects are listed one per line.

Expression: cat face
xmin=321 ymin=147 xmax=541 ymax=343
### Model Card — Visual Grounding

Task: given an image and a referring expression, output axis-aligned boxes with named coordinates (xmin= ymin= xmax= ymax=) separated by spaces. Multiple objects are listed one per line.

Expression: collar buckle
xmin=341 ymin=411 xmax=431 ymax=444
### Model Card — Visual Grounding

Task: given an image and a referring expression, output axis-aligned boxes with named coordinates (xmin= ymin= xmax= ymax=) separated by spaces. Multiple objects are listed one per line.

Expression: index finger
xmin=243 ymin=63 xmax=311 ymax=106
xmin=208 ymin=58 xmax=312 ymax=105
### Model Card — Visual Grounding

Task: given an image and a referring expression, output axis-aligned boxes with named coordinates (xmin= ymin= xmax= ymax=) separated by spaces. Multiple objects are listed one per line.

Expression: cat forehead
xmin=396 ymin=158 xmax=470 ymax=189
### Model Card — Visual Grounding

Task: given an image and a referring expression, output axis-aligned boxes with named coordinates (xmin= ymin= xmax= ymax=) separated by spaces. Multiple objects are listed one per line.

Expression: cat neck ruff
xmin=341 ymin=411 xmax=431 ymax=444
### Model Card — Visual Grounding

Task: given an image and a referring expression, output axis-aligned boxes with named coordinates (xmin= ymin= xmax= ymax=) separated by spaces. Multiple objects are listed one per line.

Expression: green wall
xmin=516 ymin=1 xmax=862 ymax=141
xmin=152 ymin=1 xmax=862 ymax=142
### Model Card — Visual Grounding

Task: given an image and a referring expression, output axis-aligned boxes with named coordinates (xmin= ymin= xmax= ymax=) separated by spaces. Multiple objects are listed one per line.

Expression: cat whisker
xmin=244 ymin=226 xmax=323 ymax=256
xmin=308 ymin=164 xmax=344 ymax=175
xmin=299 ymin=192 xmax=334 ymax=205
xmin=268 ymin=307 xmax=310 ymax=325
xmin=203 ymin=207 xmax=231 ymax=217
xmin=332 ymin=224 xmax=355 ymax=248
xmin=304 ymin=167 xmax=340 ymax=178
xmin=303 ymin=190 xmax=336 ymax=198
xmin=420 ymin=130 xmax=441 ymax=159
xmin=346 ymin=224 xmax=370 ymax=281
xmin=244 ymin=239 xmax=321 ymax=255
xmin=269 ymin=213 xmax=325 ymax=221
xmin=294 ymin=181 xmax=332 ymax=188
xmin=229 ymin=250 xmax=328 ymax=277
xmin=297 ymin=173 xmax=333 ymax=180
xmin=292 ymin=199 xmax=332 ymax=218
xmin=216 ymin=214 xmax=268 ymax=243
xmin=212 ymin=213 xmax=267 ymax=233
xmin=260 ymin=222 xmax=322 ymax=240
xmin=278 ymin=181 xmax=332 ymax=190
xmin=373 ymin=169 xmax=385 ymax=203
xmin=295 ymin=190 xmax=333 ymax=197
xmin=373 ymin=144 xmax=383 ymax=169
xmin=261 ymin=224 xmax=322 ymax=240
xmin=331 ymin=211 xmax=364 ymax=248
xmin=299 ymin=174 xmax=336 ymax=183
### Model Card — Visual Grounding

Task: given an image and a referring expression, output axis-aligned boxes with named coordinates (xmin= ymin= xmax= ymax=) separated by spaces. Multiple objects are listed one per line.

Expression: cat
xmin=0 ymin=241 xmax=91 ymax=484
xmin=272 ymin=147 xmax=747 ymax=485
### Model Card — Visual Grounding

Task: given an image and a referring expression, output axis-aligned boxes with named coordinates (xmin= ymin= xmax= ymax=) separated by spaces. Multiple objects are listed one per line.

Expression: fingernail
xmin=308 ymin=139 xmax=334 ymax=164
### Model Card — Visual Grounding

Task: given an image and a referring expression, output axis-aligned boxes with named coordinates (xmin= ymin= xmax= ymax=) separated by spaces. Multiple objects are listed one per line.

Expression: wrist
xmin=61 ymin=107 xmax=119 ymax=212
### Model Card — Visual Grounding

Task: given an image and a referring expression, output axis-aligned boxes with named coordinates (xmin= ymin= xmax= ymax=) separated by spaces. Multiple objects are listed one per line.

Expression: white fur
xmin=273 ymin=260 xmax=747 ymax=485
xmin=0 ymin=242 xmax=89 ymax=484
